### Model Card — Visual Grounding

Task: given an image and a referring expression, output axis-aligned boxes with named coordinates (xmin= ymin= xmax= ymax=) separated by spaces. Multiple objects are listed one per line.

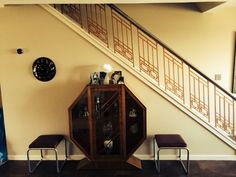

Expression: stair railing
xmin=50 ymin=4 xmax=236 ymax=143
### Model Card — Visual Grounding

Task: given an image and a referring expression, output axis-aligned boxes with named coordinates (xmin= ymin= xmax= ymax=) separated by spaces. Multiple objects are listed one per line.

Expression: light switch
xmin=215 ymin=74 xmax=221 ymax=81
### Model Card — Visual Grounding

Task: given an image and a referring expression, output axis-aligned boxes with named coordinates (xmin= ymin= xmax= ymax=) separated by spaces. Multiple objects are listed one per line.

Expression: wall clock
xmin=32 ymin=57 xmax=56 ymax=82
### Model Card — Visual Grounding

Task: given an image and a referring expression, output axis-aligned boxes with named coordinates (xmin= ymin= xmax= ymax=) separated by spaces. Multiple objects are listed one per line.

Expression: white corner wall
xmin=0 ymin=4 xmax=235 ymax=160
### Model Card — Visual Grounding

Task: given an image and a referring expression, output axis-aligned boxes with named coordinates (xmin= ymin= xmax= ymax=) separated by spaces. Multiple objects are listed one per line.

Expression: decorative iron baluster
xmin=189 ymin=68 xmax=209 ymax=119
xmin=215 ymin=87 xmax=235 ymax=136
xmin=164 ymin=49 xmax=184 ymax=102
xmin=138 ymin=29 xmax=159 ymax=84
xmin=111 ymin=9 xmax=133 ymax=64
xmin=86 ymin=4 xmax=108 ymax=45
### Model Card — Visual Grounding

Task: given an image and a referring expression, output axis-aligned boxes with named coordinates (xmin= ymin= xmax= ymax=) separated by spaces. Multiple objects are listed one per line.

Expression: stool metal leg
xmin=27 ymin=149 xmax=44 ymax=173
xmin=153 ymin=137 xmax=160 ymax=173
xmin=54 ymin=149 xmax=60 ymax=173
xmin=55 ymin=138 xmax=68 ymax=173
xmin=178 ymin=148 xmax=190 ymax=174
xmin=65 ymin=138 xmax=68 ymax=158
xmin=179 ymin=149 xmax=181 ymax=159
xmin=157 ymin=149 xmax=161 ymax=173
xmin=187 ymin=148 xmax=190 ymax=173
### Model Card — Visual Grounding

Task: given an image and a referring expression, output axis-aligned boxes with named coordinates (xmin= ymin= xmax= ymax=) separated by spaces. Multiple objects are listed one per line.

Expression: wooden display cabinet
xmin=68 ymin=84 xmax=146 ymax=169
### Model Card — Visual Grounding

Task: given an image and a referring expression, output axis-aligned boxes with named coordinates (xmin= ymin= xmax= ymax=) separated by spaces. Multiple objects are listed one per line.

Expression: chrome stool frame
xmin=27 ymin=135 xmax=68 ymax=173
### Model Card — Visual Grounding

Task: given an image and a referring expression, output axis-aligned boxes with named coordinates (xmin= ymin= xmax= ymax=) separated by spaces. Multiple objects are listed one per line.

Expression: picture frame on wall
xmin=232 ymin=37 xmax=236 ymax=93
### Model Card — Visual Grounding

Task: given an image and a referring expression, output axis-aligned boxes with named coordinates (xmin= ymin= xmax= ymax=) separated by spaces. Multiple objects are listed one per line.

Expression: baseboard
xmin=187 ymin=155 xmax=236 ymax=160
xmin=134 ymin=154 xmax=236 ymax=160
xmin=8 ymin=154 xmax=236 ymax=161
xmin=7 ymin=154 xmax=85 ymax=160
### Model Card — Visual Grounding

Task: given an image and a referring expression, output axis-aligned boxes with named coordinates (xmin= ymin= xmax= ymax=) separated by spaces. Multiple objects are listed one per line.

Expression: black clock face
xmin=32 ymin=57 xmax=56 ymax=82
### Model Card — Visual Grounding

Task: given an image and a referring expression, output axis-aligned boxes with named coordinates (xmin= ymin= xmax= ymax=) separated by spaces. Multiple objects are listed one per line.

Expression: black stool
xmin=153 ymin=134 xmax=190 ymax=174
xmin=27 ymin=134 xmax=68 ymax=173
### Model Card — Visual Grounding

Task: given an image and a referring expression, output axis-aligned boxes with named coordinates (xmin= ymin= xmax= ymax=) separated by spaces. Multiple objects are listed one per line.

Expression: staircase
xmin=41 ymin=4 xmax=236 ymax=149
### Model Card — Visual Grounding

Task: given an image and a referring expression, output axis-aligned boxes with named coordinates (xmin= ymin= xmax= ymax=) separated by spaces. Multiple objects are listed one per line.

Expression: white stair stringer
xmin=40 ymin=4 xmax=236 ymax=150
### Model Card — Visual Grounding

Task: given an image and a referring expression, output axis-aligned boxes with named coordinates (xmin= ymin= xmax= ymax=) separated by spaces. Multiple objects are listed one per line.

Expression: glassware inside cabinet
xmin=92 ymin=89 xmax=121 ymax=156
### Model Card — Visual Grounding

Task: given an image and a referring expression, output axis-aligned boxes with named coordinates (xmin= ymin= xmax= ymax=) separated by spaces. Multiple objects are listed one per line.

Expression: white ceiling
xmin=1 ymin=0 xmax=236 ymax=12
xmin=0 ymin=0 xmax=235 ymax=4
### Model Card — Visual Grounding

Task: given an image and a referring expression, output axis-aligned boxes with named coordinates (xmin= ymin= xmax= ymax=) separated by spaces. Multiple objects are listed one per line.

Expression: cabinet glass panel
xmin=71 ymin=90 xmax=90 ymax=156
xmin=93 ymin=89 xmax=120 ymax=156
xmin=125 ymin=91 xmax=144 ymax=156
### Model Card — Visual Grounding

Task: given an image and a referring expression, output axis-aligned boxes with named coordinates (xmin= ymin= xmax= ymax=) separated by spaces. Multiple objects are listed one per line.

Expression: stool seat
xmin=29 ymin=135 xmax=64 ymax=149
xmin=155 ymin=134 xmax=187 ymax=147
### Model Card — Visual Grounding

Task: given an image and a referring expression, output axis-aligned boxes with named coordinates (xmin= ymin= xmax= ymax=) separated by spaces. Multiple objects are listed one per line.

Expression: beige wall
xmin=117 ymin=4 xmax=236 ymax=91
xmin=0 ymin=4 xmax=235 ymax=159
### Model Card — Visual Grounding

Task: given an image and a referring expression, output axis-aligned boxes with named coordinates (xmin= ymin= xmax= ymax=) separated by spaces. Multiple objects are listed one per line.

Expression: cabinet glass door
xmin=125 ymin=90 xmax=145 ymax=156
xmin=92 ymin=89 xmax=120 ymax=157
xmin=70 ymin=90 xmax=90 ymax=156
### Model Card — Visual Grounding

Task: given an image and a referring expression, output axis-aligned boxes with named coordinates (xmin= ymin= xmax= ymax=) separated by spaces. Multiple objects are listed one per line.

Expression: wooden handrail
xmin=109 ymin=4 xmax=235 ymax=100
